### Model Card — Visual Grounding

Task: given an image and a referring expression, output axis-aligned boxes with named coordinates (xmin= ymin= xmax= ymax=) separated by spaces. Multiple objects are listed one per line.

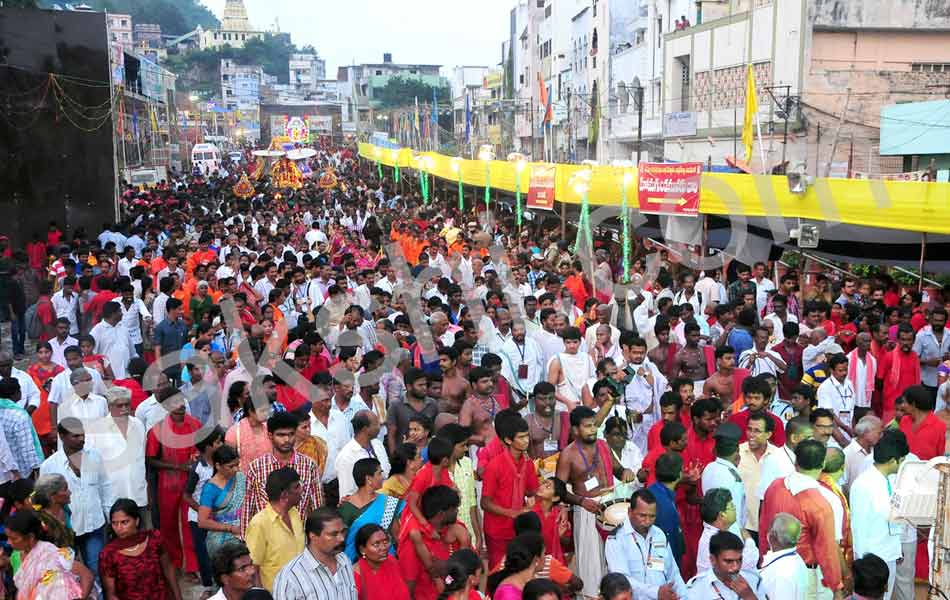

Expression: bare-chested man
xmin=556 ymin=405 xmax=636 ymax=599
xmin=702 ymin=344 xmax=748 ymax=413
xmin=458 ymin=366 xmax=497 ymax=446
xmin=647 ymin=321 xmax=679 ymax=378
xmin=439 ymin=346 xmax=470 ymax=414
xmin=672 ymin=322 xmax=709 ymax=386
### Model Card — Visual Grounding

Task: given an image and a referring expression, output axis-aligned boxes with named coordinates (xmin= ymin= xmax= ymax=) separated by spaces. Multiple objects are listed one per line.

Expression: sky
xmin=200 ymin=0 xmax=512 ymax=76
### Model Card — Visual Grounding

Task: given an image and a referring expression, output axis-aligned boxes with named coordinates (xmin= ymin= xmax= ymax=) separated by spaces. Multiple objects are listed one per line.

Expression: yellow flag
xmin=742 ymin=64 xmax=758 ymax=163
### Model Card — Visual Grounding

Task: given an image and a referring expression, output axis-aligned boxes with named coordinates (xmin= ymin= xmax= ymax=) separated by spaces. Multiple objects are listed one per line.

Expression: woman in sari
xmin=352 ymin=524 xmax=409 ymax=600
xmin=31 ymin=474 xmax=76 ymax=550
xmin=99 ymin=499 xmax=182 ymax=600
xmin=380 ymin=442 xmax=422 ymax=500
xmin=342 ymin=458 xmax=404 ymax=563
xmin=7 ymin=510 xmax=93 ymax=600
xmin=224 ymin=396 xmax=272 ymax=472
xmin=197 ymin=444 xmax=246 ymax=558
xmin=27 ymin=342 xmax=62 ymax=455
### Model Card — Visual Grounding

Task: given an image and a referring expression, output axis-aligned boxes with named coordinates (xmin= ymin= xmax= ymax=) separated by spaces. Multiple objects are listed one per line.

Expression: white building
xmin=220 ymin=59 xmax=263 ymax=141
xmin=289 ymin=53 xmax=327 ymax=91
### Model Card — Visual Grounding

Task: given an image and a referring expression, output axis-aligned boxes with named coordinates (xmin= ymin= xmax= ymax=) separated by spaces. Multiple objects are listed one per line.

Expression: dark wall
xmin=0 ymin=8 xmax=116 ymax=246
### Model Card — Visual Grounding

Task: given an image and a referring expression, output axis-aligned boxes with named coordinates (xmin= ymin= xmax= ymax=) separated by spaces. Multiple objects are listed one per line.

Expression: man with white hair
xmin=759 ymin=513 xmax=809 ymax=600
xmin=87 ymin=386 xmax=149 ymax=524
xmin=842 ymin=414 xmax=882 ymax=495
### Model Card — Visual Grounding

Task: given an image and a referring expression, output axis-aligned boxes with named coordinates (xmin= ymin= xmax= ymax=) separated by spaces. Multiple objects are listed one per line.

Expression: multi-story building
xmin=337 ymin=54 xmax=445 ymax=135
xmin=660 ymin=0 xmax=950 ymax=175
xmin=289 ymin=53 xmax=327 ymax=92
xmin=451 ymin=66 xmax=489 ymax=149
xmin=220 ymin=59 xmax=263 ymax=140
xmin=107 ymin=13 xmax=133 ymax=49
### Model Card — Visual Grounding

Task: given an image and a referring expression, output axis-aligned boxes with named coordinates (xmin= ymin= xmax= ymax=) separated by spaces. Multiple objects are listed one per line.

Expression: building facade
xmin=199 ymin=0 xmax=268 ymax=50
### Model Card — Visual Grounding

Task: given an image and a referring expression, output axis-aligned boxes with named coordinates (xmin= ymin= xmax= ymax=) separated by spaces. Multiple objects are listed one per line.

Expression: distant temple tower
xmin=221 ymin=0 xmax=253 ymax=32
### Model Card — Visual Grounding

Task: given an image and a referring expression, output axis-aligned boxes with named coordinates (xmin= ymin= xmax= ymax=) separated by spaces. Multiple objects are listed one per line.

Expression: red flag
xmin=538 ymin=74 xmax=553 ymax=123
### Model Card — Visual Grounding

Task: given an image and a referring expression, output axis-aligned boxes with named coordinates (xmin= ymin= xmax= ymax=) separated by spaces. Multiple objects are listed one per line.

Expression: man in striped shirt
xmin=272 ymin=507 xmax=356 ymax=600
xmin=241 ymin=411 xmax=324 ymax=536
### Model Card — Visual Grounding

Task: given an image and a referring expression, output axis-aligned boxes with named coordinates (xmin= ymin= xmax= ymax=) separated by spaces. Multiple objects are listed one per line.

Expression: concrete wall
xmin=812 ymin=0 xmax=950 ymax=30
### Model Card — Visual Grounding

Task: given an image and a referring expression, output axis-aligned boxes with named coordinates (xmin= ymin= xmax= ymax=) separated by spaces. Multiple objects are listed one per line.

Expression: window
xmin=242 ymin=34 xmax=246 ymax=40
xmin=634 ymin=29 xmax=645 ymax=46
xmin=545 ymin=4 xmax=552 ymax=17
xmin=222 ymin=74 xmax=230 ymax=81
xmin=657 ymin=17 xmax=663 ymax=47
xmin=121 ymin=19 xmax=127 ymax=27
xmin=593 ymin=0 xmax=597 ymax=17
xmin=677 ymin=56 xmax=691 ymax=111
xmin=519 ymin=73 xmax=525 ymax=85
xmin=410 ymin=69 xmax=417 ymax=74
xmin=375 ymin=70 xmax=383 ymax=75
xmin=593 ymin=56 xmax=596 ymax=68
xmin=911 ymin=63 xmax=950 ymax=72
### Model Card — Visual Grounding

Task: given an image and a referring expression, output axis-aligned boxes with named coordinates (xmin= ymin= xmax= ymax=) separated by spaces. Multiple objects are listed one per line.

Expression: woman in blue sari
xmin=197 ymin=444 xmax=246 ymax=557
xmin=342 ymin=458 xmax=404 ymax=562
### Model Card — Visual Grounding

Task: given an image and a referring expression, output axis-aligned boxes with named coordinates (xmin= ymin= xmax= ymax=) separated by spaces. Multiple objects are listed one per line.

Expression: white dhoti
xmin=573 ymin=504 xmax=606 ymax=599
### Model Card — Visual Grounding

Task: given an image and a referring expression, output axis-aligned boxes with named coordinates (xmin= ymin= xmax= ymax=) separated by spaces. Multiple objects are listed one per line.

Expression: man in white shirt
xmin=738 ymin=327 xmax=787 ymax=377
xmin=0 ymin=352 xmax=41 ymax=414
xmin=738 ymin=413 xmax=780 ymax=540
xmin=752 ymin=262 xmax=776 ymax=315
xmin=759 ymin=513 xmax=810 ymax=600
xmin=605 ymin=489 xmax=687 ymax=600
xmin=90 ymin=301 xmax=136 ymax=380
xmin=685 ymin=530 xmax=765 ymax=599
xmin=497 ymin=321 xmax=544 ymax=401
xmin=48 ymin=346 xmax=107 ymax=425
xmin=118 ymin=285 xmax=152 ymax=356
xmin=86 ymin=386 xmax=148 ymax=514
xmin=304 ymin=223 xmax=328 ymax=250
xmin=48 ymin=318 xmax=78 ymax=368
xmin=40 ymin=416 xmax=115 ymax=579
xmin=57 ymin=369 xmax=109 ymax=425
xmin=51 ymin=276 xmax=80 ymax=335
xmin=847 ymin=333 xmax=876 ymax=410
xmin=850 ymin=429 xmax=907 ymax=600
xmin=842 ymin=414 xmax=882 ymax=495
xmin=701 ymin=423 xmax=747 ymax=537
xmin=308 ymin=373 xmax=350 ymax=496
xmin=532 ymin=308 xmax=565 ymax=370
xmin=816 ymin=353 xmax=856 ymax=447
xmin=334 ymin=410 xmax=389 ymax=498
xmin=117 ymin=246 xmax=137 ymax=278
xmin=696 ymin=488 xmax=759 ymax=574
xmin=757 ymin=417 xmax=813 ymax=501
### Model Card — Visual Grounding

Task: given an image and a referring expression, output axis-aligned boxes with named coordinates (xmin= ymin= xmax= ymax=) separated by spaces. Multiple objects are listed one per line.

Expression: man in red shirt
xmin=642 ymin=421 xmax=687 ymax=485
xmin=398 ymin=485 xmax=470 ymax=600
xmin=562 ymin=259 xmax=591 ymax=308
xmin=877 ymin=324 xmax=922 ymax=424
xmin=679 ymin=397 xmax=721 ymax=580
xmin=760 ymin=439 xmax=843 ymax=597
xmin=83 ymin=277 xmax=119 ymax=326
xmin=900 ymin=384 xmax=947 ymax=460
xmin=481 ymin=412 xmax=539 ymax=568
xmin=728 ymin=375 xmax=787 ymax=447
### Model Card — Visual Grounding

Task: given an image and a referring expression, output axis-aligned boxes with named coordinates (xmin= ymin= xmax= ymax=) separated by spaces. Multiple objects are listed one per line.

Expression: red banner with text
xmin=527 ymin=165 xmax=556 ymax=210
xmin=637 ymin=162 xmax=703 ymax=216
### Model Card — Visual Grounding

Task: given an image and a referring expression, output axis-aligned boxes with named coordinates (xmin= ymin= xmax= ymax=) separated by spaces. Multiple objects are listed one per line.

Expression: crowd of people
xmin=0 ymin=143 xmax=946 ymax=600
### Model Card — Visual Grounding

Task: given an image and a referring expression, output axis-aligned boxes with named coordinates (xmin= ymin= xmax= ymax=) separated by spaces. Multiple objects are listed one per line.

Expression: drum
xmin=596 ymin=498 xmax=630 ymax=534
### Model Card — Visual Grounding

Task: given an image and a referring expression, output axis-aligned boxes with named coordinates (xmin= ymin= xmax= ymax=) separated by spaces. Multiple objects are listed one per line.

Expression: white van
xmin=191 ymin=143 xmax=221 ymax=175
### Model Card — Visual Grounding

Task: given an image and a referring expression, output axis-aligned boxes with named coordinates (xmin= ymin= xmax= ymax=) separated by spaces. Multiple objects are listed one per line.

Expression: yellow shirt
xmin=245 ymin=504 xmax=306 ymax=591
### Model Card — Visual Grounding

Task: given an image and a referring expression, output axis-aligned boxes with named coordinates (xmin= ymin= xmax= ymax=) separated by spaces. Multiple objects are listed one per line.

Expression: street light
xmin=450 ymin=156 xmax=464 ymax=211
xmin=632 ymin=76 xmax=644 ymax=165
xmin=613 ymin=159 xmax=635 ymax=282
xmin=478 ymin=144 xmax=495 ymax=216
xmin=508 ymin=152 xmax=527 ymax=233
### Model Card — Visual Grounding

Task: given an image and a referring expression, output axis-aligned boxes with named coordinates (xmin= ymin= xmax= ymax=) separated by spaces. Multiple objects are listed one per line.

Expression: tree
xmin=374 ymin=76 xmax=451 ymax=110
xmin=1 ymin=0 xmax=39 ymax=7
